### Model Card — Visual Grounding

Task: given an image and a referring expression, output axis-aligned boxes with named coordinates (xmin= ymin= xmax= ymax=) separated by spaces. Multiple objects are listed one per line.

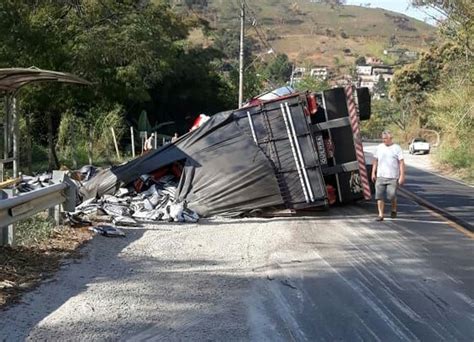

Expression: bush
xmin=426 ymin=65 xmax=473 ymax=178
xmin=437 ymin=144 xmax=474 ymax=169
xmin=56 ymin=105 xmax=126 ymax=167
xmin=340 ymin=30 xmax=349 ymax=39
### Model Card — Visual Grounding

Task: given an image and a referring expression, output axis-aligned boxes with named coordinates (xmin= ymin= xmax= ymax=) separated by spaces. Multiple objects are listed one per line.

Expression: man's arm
xmin=371 ymin=159 xmax=378 ymax=183
xmin=398 ymin=159 xmax=405 ymax=185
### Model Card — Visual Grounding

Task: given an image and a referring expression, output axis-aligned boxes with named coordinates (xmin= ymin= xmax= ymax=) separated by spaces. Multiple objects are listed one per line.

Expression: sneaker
xmin=375 ymin=216 xmax=384 ymax=221
xmin=390 ymin=211 xmax=397 ymax=219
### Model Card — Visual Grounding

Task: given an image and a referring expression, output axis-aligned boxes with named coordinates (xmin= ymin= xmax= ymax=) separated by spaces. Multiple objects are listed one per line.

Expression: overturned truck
xmin=80 ymin=86 xmax=372 ymax=218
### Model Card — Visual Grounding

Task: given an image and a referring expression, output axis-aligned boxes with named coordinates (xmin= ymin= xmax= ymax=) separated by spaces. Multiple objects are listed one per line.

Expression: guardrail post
xmin=48 ymin=205 xmax=61 ymax=226
xmin=51 ymin=171 xmax=77 ymax=225
xmin=0 ymin=171 xmax=77 ymax=240
xmin=1 ymin=188 xmax=15 ymax=246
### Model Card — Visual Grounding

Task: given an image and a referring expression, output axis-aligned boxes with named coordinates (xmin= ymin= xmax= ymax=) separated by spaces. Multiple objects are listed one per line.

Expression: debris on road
xmin=78 ymin=86 xmax=372 ymax=219
xmin=280 ymin=279 xmax=298 ymax=290
xmin=89 ymin=225 xmax=125 ymax=237
xmin=4 ymin=86 xmax=372 ymax=226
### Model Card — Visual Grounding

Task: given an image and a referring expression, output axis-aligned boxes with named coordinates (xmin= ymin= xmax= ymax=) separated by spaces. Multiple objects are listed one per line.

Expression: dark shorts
xmin=375 ymin=177 xmax=398 ymax=201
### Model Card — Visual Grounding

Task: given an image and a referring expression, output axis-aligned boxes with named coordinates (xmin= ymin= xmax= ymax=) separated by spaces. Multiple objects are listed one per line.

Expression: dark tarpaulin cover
xmin=79 ymin=111 xmax=284 ymax=217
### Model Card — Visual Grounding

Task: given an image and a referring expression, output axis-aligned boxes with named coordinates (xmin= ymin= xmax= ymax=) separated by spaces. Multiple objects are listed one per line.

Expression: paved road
xmin=0 ymin=146 xmax=472 ymax=341
xmin=1 ymin=199 xmax=473 ymax=341
xmin=364 ymin=143 xmax=474 ymax=229
xmin=252 ymin=202 xmax=474 ymax=341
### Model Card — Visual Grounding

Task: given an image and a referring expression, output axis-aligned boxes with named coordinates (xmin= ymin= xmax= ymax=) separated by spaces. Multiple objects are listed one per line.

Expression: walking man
xmin=371 ymin=130 xmax=405 ymax=221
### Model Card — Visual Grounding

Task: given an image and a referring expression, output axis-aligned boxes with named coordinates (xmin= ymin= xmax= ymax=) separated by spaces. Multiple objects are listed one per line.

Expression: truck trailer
xmin=79 ymin=86 xmax=372 ymax=218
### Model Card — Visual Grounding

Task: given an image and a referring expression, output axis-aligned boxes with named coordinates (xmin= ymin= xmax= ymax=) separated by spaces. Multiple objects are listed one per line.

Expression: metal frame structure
xmin=0 ymin=67 xmax=90 ymax=246
xmin=0 ymin=68 xmax=91 ymax=181
xmin=1 ymin=171 xmax=77 ymax=245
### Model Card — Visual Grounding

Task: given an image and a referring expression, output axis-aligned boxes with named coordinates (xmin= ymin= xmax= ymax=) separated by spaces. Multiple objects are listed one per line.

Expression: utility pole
xmin=238 ymin=1 xmax=245 ymax=108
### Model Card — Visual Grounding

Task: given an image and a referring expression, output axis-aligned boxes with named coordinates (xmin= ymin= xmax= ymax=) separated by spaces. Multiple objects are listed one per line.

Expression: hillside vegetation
xmin=201 ymin=0 xmax=436 ymax=67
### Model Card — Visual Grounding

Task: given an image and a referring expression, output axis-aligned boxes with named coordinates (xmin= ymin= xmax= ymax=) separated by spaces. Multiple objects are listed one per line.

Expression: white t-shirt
xmin=374 ymin=143 xmax=404 ymax=179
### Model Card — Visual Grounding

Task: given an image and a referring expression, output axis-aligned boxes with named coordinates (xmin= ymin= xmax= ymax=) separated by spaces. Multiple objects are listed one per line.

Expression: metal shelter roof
xmin=0 ymin=68 xmax=91 ymax=92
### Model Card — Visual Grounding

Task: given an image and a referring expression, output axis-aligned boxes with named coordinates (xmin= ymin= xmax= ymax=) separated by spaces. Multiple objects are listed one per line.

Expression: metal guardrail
xmin=0 ymin=171 xmax=77 ymax=246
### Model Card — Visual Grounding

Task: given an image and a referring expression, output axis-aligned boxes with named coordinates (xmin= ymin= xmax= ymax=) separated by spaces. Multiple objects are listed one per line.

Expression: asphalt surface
xmin=0 ymin=147 xmax=472 ymax=341
xmin=403 ymin=165 xmax=473 ymax=230
xmin=364 ymin=143 xmax=474 ymax=230
xmin=252 ymin=202 xmax=474 ymax=341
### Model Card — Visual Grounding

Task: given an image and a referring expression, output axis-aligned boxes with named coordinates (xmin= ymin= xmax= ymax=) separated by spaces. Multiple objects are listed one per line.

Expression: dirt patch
xmin=0 ymin=227 xmax=93 ymax=309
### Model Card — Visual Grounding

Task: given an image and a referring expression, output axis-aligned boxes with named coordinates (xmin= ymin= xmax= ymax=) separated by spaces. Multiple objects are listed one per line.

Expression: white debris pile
xmin=17 ymin=173 xmax=53 ymax=192
xmin=71 ymin=174 xmax=199 ymax=225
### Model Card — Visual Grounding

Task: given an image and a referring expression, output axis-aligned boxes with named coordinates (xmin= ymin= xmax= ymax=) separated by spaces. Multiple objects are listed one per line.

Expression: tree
xmin=373 ymin=77 xmax=388 ymax=97
xmin=361 ymin=99 xmax=398 ymax=138
xmin=390 ymin=43 xmax=462 ymax=103
xmin=262 ymin=54 xmax=293 ymax=86
xmin=411 ymin=0 xmax=473 ymax=58
xmin=355 ymin=56 xmax=367 ymax=66
xmin=294 ymin=75 xmax=330 ymax=92
xmin=0 ymin=1 xmax=233 ymax=168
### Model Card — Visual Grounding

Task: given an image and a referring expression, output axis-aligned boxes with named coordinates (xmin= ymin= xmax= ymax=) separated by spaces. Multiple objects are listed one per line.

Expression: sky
xmin=345 ymin=0 xmax=440 ymax=25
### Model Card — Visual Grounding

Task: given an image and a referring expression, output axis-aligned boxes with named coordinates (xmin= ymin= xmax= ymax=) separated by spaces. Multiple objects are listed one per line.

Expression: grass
xmin=203 ymin=0 xmax=436 ymax=67
xmin=15 ymin=212 xmax=56 ymax=246
xmin=435 ymin=145 xmax=474 ymax=184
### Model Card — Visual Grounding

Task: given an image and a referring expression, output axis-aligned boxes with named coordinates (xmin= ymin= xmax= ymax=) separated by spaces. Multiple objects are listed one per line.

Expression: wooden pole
xmin=2 ymin=96 xmax=10 ymax=182
xmin=141 ymin=131 xmax=147 ymax=154
xmin=110 ymin=127 xmax=121 ymax=160
xmin=26 ymin=113 xmax=32 ymax=175
xmin=130 ymin=126 xmax=135 ymax=158
xmin=4 ymin=95 xmax=10 ymax=156
xmin=238 ymin=1 xmax=245 ymax=108
xmin=88 ymin=127 xmax=93 ymax=165
xmin=12 ymin=96 xmax=18 ymax=178
xmin=47 ymin=112 xmax=54 ymax=172
xmin=71 ymin=120 xmax=77 ymax=169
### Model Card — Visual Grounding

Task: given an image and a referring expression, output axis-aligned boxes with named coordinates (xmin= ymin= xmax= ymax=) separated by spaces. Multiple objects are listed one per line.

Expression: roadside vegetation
xmin=390 ymin=0 xmax=473 ymax=181
xmin=361 ymin=1 xmax=473 ymax=182
xmin=0 ymin=1 xmax=297 ymax=173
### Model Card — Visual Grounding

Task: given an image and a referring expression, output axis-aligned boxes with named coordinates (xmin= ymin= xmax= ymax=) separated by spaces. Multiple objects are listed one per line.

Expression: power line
xmin=242 ymin=0 xmax=277 ymax=56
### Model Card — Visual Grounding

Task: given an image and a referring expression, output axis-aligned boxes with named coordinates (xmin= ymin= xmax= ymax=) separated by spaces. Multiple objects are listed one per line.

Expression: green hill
xmin=187 ymin=0 xmax=436 ymax=68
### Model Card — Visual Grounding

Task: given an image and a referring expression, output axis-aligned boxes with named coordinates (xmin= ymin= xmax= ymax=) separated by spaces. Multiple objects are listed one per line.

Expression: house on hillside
xmin=366 ymin=57 xmax=383 ymax=65
xmin=290 ymin=67 xmax=306 ymax=83
xmin=310 ymin=66 xmax=330 ymax=80
xmin=356 ymin=65 xmax=372 ymax=76
xmin=384 ymin=48 xmax=407 ymax=56
xmin=404 ymin=50 xmax=419 ymax=59
xmin=358 ymin=75 xmax=378 ymax=92
xmin=333 ymin=74 xmax=353 ymax=87
xmin=291 ymin=66 xmax=332 ymax=84
xmin=379 ymin=73 xmax=394 ymax=83
xmin=372 ymin=65 xmax=393 ymax=76
xmin=384 ymin=48 xmax=418 ymax=61
xmin=354 ymin=63 xmax=394 ymax=96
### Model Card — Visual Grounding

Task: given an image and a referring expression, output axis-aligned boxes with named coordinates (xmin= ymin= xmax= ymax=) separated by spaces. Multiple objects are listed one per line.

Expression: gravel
xmin=0 ymin=217 xmax=296 ymax=341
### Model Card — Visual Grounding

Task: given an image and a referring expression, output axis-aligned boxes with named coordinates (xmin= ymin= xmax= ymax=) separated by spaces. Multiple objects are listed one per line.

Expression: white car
xmin=409 ymin=138 xmax=430 ymax=154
